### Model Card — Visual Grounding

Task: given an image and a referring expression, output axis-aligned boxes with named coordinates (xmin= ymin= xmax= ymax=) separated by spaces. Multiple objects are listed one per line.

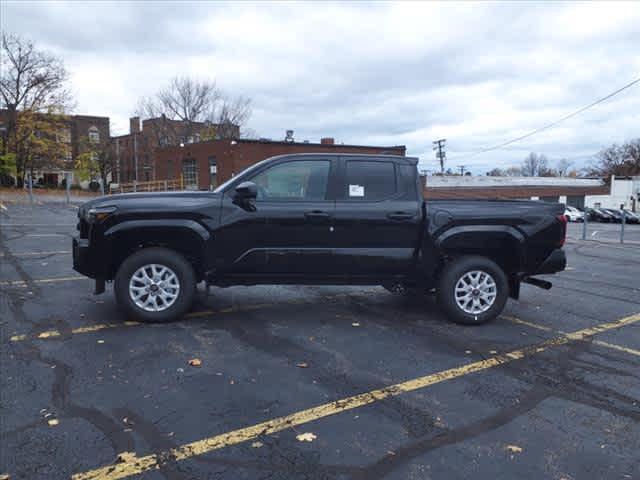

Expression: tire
xmin=114 ymin=247 xmax=196 ymax=323
xmin=437 ymin=256 xmax=508 ymax=325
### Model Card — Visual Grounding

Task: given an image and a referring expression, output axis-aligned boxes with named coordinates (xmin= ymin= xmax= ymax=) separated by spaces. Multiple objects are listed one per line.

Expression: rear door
xmin=331 ymin=157 xmax=422 ymax=277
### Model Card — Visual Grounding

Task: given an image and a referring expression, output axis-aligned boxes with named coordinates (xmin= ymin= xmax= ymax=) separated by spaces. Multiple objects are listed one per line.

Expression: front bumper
xmin=72 ymin=236 xmax=95 ymax=278
xmin=535 ymin=248 xmax=566 ymax=274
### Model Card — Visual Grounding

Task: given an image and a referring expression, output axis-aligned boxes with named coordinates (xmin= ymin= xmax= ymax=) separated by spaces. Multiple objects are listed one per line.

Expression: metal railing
xmin=110 ymin=179 xmax=183 ymax=194
xmin=578 ymin=208 xmax=637 ymax=244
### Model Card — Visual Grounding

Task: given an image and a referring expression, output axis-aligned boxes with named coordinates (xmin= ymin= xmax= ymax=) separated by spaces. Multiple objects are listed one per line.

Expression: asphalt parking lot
xmin=1 ymin=202 xmax=640 ymax=480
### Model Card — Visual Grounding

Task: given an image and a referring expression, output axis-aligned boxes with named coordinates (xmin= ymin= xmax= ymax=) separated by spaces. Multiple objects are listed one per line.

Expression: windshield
xmin=213 ymin=157 xmax=274 ymax=194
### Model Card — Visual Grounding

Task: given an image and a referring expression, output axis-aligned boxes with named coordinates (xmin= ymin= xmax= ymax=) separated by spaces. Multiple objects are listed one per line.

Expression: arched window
xmin=88 ymin=126 xmax=100 ymax=143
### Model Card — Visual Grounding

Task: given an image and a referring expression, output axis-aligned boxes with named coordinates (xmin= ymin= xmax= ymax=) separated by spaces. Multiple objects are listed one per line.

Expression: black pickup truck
xmin=73 ymin=153 xmax=567 ymax=325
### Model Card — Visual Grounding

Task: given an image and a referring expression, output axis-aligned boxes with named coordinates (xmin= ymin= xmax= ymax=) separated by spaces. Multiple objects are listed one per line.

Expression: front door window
xmin=250 ymin=160 xmax=331 ymax=201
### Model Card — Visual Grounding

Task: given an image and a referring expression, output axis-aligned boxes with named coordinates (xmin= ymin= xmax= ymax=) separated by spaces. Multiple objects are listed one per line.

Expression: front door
xmin=218 ymin=157 xmax=337 ymax=278
xmin=332 ymin=157 xmax=422 ymax=277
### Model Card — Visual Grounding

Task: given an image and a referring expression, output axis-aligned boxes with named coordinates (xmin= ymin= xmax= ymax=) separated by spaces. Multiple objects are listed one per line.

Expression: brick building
xmin=0 ymin=109 xmax=110 ymax=186
xmin=112 ymin=116 xmax=240 ymax=183
xmin=154 ymin=137 xmax=406 ymax=190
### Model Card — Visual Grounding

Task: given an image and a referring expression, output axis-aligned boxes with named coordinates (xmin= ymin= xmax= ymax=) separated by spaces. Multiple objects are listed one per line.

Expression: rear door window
xmin=345 ymin=160 xmax=396 ymax=201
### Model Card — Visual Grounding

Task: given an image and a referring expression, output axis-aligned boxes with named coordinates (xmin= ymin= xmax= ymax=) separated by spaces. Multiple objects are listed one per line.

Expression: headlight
xmin=86 ymin=205 xmax=117 ymax=223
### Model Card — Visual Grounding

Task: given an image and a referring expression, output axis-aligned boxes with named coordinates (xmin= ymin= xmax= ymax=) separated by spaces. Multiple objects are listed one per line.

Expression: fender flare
xmin=104 ymin=219 xmax=211 ymax=240
xmin=434 ymin=225 xmax=524 ymax=249
xmin=103 ymin=219 xmax=211 ymax=278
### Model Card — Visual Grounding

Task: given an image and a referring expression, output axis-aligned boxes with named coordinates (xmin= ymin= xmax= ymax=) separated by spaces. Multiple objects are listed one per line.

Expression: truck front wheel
xmin=114 ymin=247 xmax=196 ymax=323
xmin=437 ymin=256 xmax=508 ymax=325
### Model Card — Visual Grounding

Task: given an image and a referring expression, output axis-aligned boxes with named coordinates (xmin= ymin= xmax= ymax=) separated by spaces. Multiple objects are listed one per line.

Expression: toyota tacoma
xmin=73 ymin=153 xmax=567 ymax=325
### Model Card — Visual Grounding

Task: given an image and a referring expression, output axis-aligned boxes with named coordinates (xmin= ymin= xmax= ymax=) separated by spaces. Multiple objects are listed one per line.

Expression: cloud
xmin=3 ymin=1 xmax=640 ymax=174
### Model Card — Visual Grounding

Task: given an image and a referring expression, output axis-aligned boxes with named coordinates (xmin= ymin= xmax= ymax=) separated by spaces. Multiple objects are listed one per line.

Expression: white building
xmin=585 ymin=176 xmax=640 ymax=211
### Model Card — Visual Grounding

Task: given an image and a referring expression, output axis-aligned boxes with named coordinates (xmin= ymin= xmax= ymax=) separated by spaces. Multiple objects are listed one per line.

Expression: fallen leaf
xmin=296 ymin=432 xmax=317 ymax=442
xmin=351 ymin=322 xmax=360 ymax=327
xmin=251 ymin=441 xmax=264 ymax=448
xmin=116 ymin=452 xmax=137 ymax=463
xmin=48 ymin=418 xmax=59 ymax=426
xmin=296 ymin=362 xmax=309 ymax=368
xmin=188 ymin=358 xmax=202 ymax=367
xmin=506 ymin=444 xmax=523 ymax=453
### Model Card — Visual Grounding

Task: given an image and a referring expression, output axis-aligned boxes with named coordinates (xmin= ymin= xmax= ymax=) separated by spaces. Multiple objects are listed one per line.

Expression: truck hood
xmin=78 ymin=191 xmax=221 ymax=217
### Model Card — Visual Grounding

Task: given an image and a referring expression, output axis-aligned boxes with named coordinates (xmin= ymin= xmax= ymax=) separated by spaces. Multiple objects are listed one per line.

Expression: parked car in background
xmin=622 ymin=210 xmax=640 ymax=224
xmin=603 ymin=209 xmax=624 ymax=223
xmin=585 ymin=208 xmax=612 ymax=222
xmin=564 ymin=206 xmax=584 ymax=222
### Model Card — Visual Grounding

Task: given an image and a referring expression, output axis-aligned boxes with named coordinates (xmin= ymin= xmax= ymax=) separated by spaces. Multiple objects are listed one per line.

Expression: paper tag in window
xmin=349 ymin=184 xmax=364 ymax=197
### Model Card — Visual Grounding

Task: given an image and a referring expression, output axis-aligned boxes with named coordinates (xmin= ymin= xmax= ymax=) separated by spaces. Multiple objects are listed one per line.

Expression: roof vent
xmin=285 ymin=130 xmax=294 ymax=143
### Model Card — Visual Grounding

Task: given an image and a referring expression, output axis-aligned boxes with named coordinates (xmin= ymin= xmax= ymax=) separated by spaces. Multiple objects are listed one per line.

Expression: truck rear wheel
xmin=437 ymin=256 xmax=508 ymax=325
xmin=114 ymin=247 xmax=196 ymax=323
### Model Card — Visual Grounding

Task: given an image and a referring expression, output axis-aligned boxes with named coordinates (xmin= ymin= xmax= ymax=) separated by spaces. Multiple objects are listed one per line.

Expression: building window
xmin=88 ymin=126 xmax=100 ymax=143
xmin=208 ymin=156 xmax=217 ymax=189
xmin=182 ymin=158 xmax=198 ymax=190
xmin=57 ymin=128 xmax=71 ymax=143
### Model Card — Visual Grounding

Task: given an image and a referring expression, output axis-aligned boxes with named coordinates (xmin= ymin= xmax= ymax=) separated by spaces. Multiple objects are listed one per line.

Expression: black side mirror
xmin=233 ymin=181 xmax=258 ymax=210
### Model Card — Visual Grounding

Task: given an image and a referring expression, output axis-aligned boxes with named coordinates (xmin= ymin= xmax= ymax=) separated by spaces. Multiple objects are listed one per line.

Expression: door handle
xmin=387 ymin=212 xmax=415 ymax=221
xmin=305 ymin=210 xmax=331 ymax=219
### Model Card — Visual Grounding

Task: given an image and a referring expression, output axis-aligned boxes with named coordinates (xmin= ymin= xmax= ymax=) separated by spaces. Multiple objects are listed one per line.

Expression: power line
xmin=449 ymin=75 xmax=640 ymax=161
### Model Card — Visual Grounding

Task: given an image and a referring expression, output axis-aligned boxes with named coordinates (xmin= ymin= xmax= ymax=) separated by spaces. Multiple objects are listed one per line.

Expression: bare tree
xmin=137 ymin=76 xmax=252 ymax=144
xmin=521 ymin=152 xmax=549 ymax=177
xmin=556 ymin=158 xmax=573 ymax=177
xmin=1 ymin=33 xmax=72 ymax=186
xmin=486 ymin=167 xmax=505 ymax=176
xmin=588 ymin=139 xmax=640 ymax=178
xmin=504 ymin=166 xmax=522 ymax=176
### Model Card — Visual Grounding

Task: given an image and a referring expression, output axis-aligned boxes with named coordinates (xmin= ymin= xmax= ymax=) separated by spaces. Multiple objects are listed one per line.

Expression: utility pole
xmin=458 ymin=165 xmax=466 ymax=176
xmin=433 ymin=139 xmax=446 ymax=174
xmin=134 ymin=132 xmax=138 ymax=182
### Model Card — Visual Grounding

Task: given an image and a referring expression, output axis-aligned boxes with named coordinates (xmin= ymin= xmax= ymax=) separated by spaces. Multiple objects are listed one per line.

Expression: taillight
xmin=557 ymin=214 xmax=567 ymax=247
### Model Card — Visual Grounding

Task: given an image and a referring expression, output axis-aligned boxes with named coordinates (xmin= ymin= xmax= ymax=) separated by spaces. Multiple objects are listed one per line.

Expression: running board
xmin=522 ymin=277 xmax=552 ymax=290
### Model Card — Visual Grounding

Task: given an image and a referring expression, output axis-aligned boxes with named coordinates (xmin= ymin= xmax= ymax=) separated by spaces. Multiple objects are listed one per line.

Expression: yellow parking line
xmin=502 ymin=315 xmax=640 ymax=357
xmin=72 ymin=313 xmax=640 ymax=480
xmin=9 ymin=321 xmax=141 ymax=342
xmin=0 ymin=276 xmax=87 ymax=287
xmin=501 ymin=315 xmax=553 ymax=332
xmin=592 ymin=339 xmax=640 ymax=357
xmin=8 ymin=292 xmax=374 ymax=343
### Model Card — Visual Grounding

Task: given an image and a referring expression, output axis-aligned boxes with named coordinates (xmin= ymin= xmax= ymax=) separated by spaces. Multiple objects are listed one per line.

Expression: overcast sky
xmin=3 ymin=1 xmax=640 ymax=174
